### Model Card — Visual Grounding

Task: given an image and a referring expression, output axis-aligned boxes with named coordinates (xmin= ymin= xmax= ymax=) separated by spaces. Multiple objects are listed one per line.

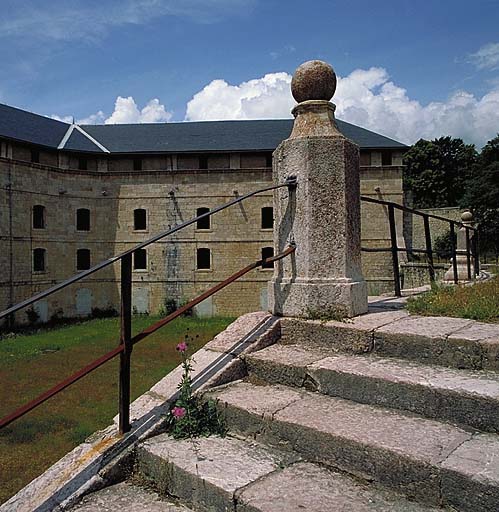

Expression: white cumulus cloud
xmin=105 ymin=96 xmax=172 ymax=124
xmin=185 ymin=67 xmax=499 ymax=147
xmin=468 ymin=42 xmax=499 ymax=70
xmin=185 ymin=72 xmax=293 ymax=121
xmin=52 ymin=96 xmax=172 ymax=125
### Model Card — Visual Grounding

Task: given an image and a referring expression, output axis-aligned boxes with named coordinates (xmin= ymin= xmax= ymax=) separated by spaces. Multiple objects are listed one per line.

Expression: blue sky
xmin=1 ymin=0 xmax=499 ymax=147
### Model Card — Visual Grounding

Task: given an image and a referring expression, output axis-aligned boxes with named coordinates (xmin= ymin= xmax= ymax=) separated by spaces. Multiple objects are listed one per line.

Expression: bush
xmin=25 ymin=307 xmax=40 ymax=325
xmin=433 ymin=230 xmax=457 ymax=260
xmin=91 ymin=306 xmax=118 ymax=319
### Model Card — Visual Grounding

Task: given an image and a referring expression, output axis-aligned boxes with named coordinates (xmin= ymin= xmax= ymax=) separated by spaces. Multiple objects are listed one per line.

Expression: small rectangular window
xmin=134 ymin=249 xmax=147 ymax=270
xmin=31 ymin=149 xmax=40 ymax=164
xmin=360 ymin=151 xmax=371 ymax=166
xmin=76 ymin=249 xmax=91 ymax=270
xmin=196 ymin=207 xmax=210 ymax=230
xmin=33 ymin=205 xmax=45 ymax=229
xmin=76 ymin=208 xmax=90 ymax=231
xmin=261 ymin=247 xmax=274 ymax=269
xmin=381 ymin=150 xmax=392 ymax=166
xmin=133 ymin=158 xmax=142 ymax=171
xmin=199 ymin=155 xmax=208 ymax=169
xmin=261 ymin=207 xmax=273 ymax=229
xmin=134 ymin=209 xmax=147 ymax=230
xmin=78 ymin=158 xmax=88 ymax=170
xmin=265 ymin=152 xmax=273 ymax=168
xmin=196 ymin=248 xmax=211 ymax=270
xmin=33 ymin=248 xmax=46 ymax=272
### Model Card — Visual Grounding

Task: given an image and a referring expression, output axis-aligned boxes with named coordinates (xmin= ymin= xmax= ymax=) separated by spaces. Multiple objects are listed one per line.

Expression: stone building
xmin=0 ymin=102 xmax=407 ymax=324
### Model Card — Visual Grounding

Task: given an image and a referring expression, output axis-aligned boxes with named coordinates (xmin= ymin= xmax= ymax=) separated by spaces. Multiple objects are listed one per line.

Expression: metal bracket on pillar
xmin=285 ymin=175 xmax=298 ymax=190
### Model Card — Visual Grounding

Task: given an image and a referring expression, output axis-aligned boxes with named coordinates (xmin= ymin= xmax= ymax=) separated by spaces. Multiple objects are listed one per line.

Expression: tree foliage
xmin=403 ymin=137 xmax=477 ymax=208
xmin=461 ymin=134 xmax=499 ymax=256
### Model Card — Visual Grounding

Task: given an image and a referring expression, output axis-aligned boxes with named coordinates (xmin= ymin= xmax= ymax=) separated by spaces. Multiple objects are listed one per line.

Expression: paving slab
xmin=280 ymin=312 xmax=407 ymax=353
xmin=212 ymin=381 xmax=472 ymax=504
xmin=244 ymin=343 xmax=328 ymax=388
xmin=137 ymin=434 xmax=294 ymax=512
xmin=247 ymin=343 xmax=499 ymax=432
xmin=207 ymin=381 xmax=305 ymax=436
xmin=205 ymin=312 xmax=279 ymax=355
xmin=373 ymin=316 xmax=486 ymax=369
xmin=237 ymin=462 xmax=440 ymax=512
xmin=441 ymin=433 xmax=499 ymax=512
xmin=70 ymin=482 xmax=192 ymax=511
xmin=308 ymin=354 xmax=499 ymax=432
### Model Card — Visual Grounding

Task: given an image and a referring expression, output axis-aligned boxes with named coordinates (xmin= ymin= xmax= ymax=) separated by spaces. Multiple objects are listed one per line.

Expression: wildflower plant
xmin=167 ymin=335 xmax=226 ymax=439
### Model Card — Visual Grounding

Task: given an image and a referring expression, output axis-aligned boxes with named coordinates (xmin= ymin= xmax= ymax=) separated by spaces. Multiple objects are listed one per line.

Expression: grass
xmin=407 ymin=276 xmax=499 ymax=323
xmin=0 ymin=314 xmax=234 ymax=505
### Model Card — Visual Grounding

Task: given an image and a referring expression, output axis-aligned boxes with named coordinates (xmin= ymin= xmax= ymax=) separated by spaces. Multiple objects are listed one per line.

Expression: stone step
xmin=208 ymin=381 xmax=499 ymax=512
xmin=280 ymin=315 xmax=499 ymax=371
xmin=70 ymin=482 xmax=193 ymax=511
xmin=136 ymin=433 xmax=439 ymax=511
xmin=244 ymin=343 xmax=499 ymax=432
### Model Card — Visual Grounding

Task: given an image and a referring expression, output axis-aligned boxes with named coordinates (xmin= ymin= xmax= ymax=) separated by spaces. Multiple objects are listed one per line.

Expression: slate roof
xmin=0 ymin=103 xmax=69 ymax=149
xmin=0 ymin=102 xmax=407 ymax=154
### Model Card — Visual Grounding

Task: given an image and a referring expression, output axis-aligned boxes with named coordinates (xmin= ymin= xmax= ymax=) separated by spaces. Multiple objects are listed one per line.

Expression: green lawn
xmin=407 ymin=276 xmax=499 ymax=323
xmin=0 ymin=315 xmax=234 ymax=505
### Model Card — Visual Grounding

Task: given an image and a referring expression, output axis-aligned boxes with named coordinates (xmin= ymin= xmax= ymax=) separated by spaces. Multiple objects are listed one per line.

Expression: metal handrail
xmin=0 ymin=245 xmax=295 ymax=431
xmin=0 ymin=177 xmax=297 ymax=321
xmin=361 ymin=195 xmax=479 ymax=296
xmin=0 ymin=177 xmax=297 ymax=434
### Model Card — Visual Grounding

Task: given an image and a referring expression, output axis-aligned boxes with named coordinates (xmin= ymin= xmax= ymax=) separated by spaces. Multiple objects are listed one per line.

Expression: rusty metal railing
xmin=0 ymin=177 xmax=297 ymax=434
xmin=360 ymin=196 xmax=479 ymax=296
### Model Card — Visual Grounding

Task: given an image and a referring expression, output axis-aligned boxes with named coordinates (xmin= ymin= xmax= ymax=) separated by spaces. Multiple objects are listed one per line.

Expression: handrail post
xmin=473 ymin=229 xmax=480 ymax=276
xmin=388 ymin=204 xmax=401 ymax=297
xmin=423 ymin=215 xmax=435 ymax=284
xmin=450 ymin=222 xmax=458 ymax=284
xmin=119 ymin=253 xmax=132 ymax=435
xmin=465 ymin=227 xmax=472 ymax=281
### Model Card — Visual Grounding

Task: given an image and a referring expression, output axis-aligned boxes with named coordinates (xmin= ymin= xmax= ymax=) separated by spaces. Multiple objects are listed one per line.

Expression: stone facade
xmin=0 ymin=138 xmax=405 ymax=325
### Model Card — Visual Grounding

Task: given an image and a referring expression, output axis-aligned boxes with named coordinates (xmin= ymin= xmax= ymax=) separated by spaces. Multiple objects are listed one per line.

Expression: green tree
xmin=403 ymin=137 xmax=477 ymax=208
xmin=461 ymin=134 xmax=499 ymax=257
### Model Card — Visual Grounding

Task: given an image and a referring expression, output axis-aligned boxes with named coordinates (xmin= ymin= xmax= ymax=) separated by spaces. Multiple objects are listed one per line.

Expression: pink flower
xmin=176 ymin=341 xmax=188 ymax=352
xmin=171 ymin=406 xmax=186 ymax=419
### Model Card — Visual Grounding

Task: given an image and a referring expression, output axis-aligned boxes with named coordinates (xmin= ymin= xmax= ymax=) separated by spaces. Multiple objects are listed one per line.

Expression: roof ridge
xmin=74 ymin=125 xmax=110 ymax=153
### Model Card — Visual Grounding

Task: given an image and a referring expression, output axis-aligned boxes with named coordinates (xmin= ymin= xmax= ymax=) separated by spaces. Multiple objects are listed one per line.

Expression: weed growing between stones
xmin=167 ymin=334 xmax=226 ymax=439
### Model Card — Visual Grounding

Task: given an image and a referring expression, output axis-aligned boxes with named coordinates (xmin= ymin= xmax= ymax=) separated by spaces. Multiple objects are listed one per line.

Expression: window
xmin=134 ymin=249 xmax=147 ymax=270
xmin=199 ymin=155 xmax=208 ymax=170
xmin=31 ymin=149 xmax=40 ymax=164
xmin=196 ymin=248 xmax=211 ymax=270
xmin=76 ymin=208 xmax=90 ymax=231
xmin=196 ymin=207 xmax=210 ymax=230
xmin=381 ymin=150 xmax=392 ymax=166
xmin=33 ymin=248 xmax=46 ymax=272
xmin=133 ymin=158 xmax=142 ymax=171
xmin=360 ymin=151 xmax=371 ymax=166
xmin=78 ymin=158 xmax=88 ymax=170
xmin=76 ymin=249 xmax=91 ymax=270
xmin=134 ymin=209 xmax=147 ymax=230
xmin=261 ymin=207 xmax=273 ymax=229
xmin=261 ymin=247 xmax=274 ymax=269
xmin=33 ymin=205 xmax=45 ymax=229
xmin=265 ymin=152 xmax=273 ymax=168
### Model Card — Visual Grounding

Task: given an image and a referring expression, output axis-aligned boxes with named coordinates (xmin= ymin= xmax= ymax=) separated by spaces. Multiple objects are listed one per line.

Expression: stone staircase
xmin=70 ymin=314 xmax=499 ymax=512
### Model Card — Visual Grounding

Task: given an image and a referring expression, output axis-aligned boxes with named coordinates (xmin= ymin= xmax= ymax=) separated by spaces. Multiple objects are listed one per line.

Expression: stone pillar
xmin=268 ymin=60 xmax=368 ymax=318
xmin=444 ymin=211 xmax=475 ymax=282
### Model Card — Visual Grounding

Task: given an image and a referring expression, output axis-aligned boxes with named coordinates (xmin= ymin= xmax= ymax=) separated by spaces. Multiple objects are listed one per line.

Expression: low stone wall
xmin=400 ymin=262 xmax=448 ymax=289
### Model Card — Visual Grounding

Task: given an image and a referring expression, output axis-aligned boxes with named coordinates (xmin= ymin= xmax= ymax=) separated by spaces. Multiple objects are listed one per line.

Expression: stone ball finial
xmin=461 ymin=210 xmax=473 ymax=222
xmin=291 ymin=60 xmax=337 ymax=103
